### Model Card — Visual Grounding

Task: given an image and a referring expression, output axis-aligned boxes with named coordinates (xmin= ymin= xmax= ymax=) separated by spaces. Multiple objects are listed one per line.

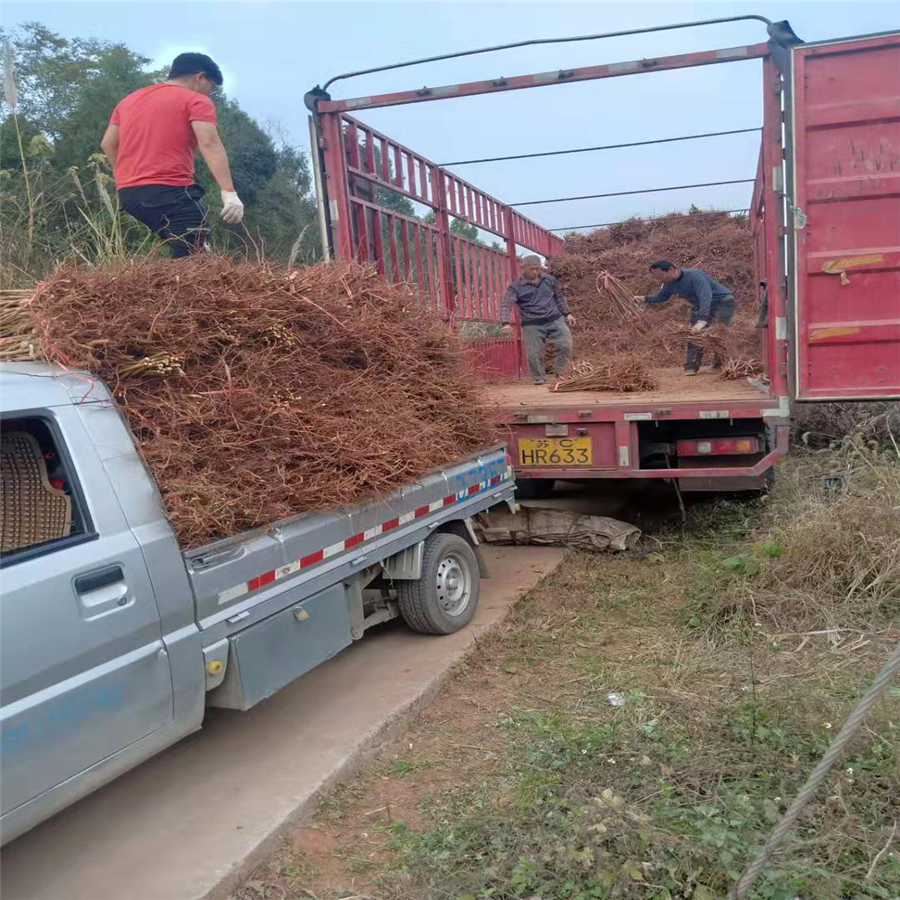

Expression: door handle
xmin=75 ymin=566 xmax=130 ymax=618
xmin=75 ymin=566 xmax=124 ymax=594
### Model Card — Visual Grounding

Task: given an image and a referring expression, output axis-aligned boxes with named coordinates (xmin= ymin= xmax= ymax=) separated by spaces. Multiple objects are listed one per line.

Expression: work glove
xmin=566 ymin=314 xmax=576 ymax=327
xmin=691 ymin=320 xmax=708 ymax=333
xmin=220 ymin=190 xmax=245 ymax=224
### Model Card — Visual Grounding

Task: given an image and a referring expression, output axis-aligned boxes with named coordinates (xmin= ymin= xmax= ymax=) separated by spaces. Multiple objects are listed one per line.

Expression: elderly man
xmin=501 ymin=255 xmax=576 ymax=385
xmin=637 ymin=260 xmax=735 ymax=375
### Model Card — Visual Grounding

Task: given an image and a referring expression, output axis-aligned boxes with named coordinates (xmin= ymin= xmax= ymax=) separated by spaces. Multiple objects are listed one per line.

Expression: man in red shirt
xmin=101 ymin=52 xmax=244 ymax=258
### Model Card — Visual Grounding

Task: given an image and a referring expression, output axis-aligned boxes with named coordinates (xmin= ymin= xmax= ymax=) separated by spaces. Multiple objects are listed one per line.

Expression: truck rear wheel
xmin=516 ymin=478 xmax=556 ymax=499
xmin=397 ymin=532 xmax=479 ymax=635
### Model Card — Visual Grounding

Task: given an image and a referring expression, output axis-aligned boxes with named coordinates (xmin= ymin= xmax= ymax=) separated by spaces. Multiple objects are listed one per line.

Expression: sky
xmin=6 ymin=0 xmax=900 ymax=237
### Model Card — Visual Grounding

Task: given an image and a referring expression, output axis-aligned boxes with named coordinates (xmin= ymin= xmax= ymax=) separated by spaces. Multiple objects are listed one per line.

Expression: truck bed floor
xmin=483 ymin=368 xmax=769 ymax=408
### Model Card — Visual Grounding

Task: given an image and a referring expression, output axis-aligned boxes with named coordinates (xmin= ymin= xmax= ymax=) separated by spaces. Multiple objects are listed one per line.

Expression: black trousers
xmin=118 ymin=184 xmax=208 ymax=258
xmin=686 ymin=295 xmax=736 ymax=371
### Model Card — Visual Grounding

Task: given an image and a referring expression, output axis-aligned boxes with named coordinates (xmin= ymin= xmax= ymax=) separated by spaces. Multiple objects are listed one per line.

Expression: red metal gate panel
xmin=791 ymin=33 xmax=900 ymax=399
xmin=315 ymin=111 xmax=564 ymax=380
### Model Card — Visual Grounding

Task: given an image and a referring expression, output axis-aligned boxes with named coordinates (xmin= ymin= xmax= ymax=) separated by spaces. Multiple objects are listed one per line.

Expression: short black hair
xmin=169 ymin=52 xmax=223 ymax=86
xmin=649 ymin=260 xmax=676 ymax=271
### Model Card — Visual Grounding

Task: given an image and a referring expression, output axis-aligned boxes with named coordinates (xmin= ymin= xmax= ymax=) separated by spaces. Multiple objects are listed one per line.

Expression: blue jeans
xmin=686 ymin=295 xmax=735 ymax=371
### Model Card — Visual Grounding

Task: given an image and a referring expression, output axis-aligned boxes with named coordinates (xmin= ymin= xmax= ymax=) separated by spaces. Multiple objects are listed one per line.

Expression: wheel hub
xmin=435 ymin=552 xmax=472 ymax=617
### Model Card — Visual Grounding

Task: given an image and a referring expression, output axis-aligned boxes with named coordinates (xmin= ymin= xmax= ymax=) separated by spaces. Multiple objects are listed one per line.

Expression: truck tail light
xmin=677 ymin=437 xmax=760 ymax=456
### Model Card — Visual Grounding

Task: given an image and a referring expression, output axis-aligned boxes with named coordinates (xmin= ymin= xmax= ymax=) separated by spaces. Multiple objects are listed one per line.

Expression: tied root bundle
xmin=24 ymin=257 xmax=499 ymax=548
xmin=0 ymin=290 xmax=42 ymax=362
xmin=553 ymin=358 xmax=659 ymax=393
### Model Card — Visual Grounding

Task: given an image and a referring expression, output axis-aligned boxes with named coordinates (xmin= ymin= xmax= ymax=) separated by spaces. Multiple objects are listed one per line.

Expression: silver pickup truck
xmin=0 ymin=362 xmax=514 ymax=846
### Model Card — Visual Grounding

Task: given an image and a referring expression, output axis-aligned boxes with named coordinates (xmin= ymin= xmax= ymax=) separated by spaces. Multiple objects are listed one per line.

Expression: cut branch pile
xmin=549 ymin=211 xmax=762 ymax=376
xmin=552 ymin=358 xmax=659 ymax=393
xmin=13 ymin=257 xmax=499 ymax=548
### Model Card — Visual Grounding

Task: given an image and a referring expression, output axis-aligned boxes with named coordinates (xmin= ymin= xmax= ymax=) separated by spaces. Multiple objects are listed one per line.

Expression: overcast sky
xmin=6 ymin=1 xmax=900 ymax=235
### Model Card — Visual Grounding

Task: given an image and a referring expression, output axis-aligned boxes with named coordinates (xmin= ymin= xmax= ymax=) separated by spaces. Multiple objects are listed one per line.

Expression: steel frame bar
xmin=510 ymin=179 xmax=756 ymax=208
xmin=318 ymin=43 xmax=770 ymax=113
xmin=439 ymin=127 xmax=762 ymax=167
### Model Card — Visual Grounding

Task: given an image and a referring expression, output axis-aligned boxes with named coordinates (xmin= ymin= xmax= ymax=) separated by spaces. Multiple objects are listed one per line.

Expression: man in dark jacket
xmin=501 ymin=255 xmax=576 ymax=385
xmin=637 ymin=261 xmax=736 ymax=375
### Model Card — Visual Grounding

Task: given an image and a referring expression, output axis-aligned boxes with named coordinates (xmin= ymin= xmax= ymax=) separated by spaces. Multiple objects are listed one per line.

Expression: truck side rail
xmin=184 ymin=445 xmax=514 ymax=635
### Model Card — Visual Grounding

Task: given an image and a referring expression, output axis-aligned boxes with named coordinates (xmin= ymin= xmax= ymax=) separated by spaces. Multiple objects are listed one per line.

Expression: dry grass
xmin=12 ymin=257 xmax=498 ymax=547
xmin=234 ymin=486 xmax=900 ymax=900
xmin=701 ymin=437 xmax=900 ymax=636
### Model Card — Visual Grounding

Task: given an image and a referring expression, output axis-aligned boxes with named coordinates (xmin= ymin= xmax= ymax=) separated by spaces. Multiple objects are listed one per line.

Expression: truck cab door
xmin=1 ymin=406 xmax=174 ymax=823
xmin=788 ymin=32 xmax=900 ymax=400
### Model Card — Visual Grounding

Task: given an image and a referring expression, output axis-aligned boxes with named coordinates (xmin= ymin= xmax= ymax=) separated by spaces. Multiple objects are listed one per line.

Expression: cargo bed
xmin=480 ymin=368 xmax=785 ymax=484
xmin=483 ymin=368 xmax=768 ymax=412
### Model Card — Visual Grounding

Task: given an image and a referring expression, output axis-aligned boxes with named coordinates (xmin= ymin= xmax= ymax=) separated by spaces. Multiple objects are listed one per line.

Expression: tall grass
xmin=707 ymin=427 xmax=900 ymax=634
xmin=1 ymin=143 xmax=158 ymax=287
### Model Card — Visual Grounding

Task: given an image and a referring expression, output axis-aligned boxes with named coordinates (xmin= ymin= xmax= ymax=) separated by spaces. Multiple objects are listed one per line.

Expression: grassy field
xmin=235 ymin=436 xmax=900 ymax=900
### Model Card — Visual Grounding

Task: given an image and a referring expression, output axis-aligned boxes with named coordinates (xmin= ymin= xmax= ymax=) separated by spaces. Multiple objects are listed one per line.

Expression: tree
xmin=0 ymin=22 xmax=128 ymax=138
xmin=53 ymin=44 xmax=156 ymax=171
xmin=0 ymin=22 xmax=320 ymax=277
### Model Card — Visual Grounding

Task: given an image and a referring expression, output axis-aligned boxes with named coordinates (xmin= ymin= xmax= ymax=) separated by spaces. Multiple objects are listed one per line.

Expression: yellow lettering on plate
xmin=519 ymin=437 xmax=593 ymax=467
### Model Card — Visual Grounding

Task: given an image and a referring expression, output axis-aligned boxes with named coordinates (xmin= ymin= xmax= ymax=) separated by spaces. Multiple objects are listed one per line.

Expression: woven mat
xmin=1 ymin=431 xmax=72 ymax=553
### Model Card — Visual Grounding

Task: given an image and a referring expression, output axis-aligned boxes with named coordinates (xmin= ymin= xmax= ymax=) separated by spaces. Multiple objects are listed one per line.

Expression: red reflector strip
xmin=248 ymin=570 xmax=277 ymax=593
xmin=218 ymin=467 xmax=512 ymax=606
xmin=301 ymin=550 xmax=325 ymax=568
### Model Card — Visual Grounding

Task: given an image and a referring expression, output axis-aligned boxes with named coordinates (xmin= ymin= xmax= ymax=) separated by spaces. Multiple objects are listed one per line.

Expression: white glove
xmin=691 ymin=320 xmax=708 ymax=333
xmin=220 ymin=190 xmax=244 ymax=224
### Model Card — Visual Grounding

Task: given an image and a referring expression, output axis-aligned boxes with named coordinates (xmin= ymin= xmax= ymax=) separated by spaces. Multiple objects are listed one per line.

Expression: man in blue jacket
xmin=637 ymin=261 xmax=735 ymax=375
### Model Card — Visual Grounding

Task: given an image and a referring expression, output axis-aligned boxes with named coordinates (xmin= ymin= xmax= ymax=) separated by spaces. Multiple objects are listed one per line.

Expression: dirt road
xmin=0 ymin=547 xmax=564 ymax=900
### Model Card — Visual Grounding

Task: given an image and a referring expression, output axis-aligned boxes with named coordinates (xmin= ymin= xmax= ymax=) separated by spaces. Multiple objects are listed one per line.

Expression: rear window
xmin=1 ymin=417 xmax=92 ymax=563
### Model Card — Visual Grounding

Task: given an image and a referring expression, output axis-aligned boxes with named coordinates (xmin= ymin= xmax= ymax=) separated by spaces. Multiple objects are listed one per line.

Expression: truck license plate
xmin=519 ymin=437 xmax=592 ymax=466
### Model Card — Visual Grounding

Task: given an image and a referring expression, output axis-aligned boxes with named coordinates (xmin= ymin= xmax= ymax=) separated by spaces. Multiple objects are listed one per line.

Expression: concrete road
xmin=0 ymin=546 xmax=563 ymax=900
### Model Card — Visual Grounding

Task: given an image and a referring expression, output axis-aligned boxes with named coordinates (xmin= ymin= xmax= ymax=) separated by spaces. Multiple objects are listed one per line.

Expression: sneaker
xmin=683 ymin=369 xmax=698 ymax=377
xmin=533 ymin=380 xmax=547 ymax=386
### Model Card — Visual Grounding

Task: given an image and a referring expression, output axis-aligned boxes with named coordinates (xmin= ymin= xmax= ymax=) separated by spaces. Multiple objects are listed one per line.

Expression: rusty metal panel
xmin=791 ymin=32 xmax=900 ymax=399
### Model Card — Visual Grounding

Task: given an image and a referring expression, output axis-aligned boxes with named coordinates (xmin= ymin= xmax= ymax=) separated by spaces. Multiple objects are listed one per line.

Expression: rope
xmin=734 ymin=640 xmax=900 ymax=899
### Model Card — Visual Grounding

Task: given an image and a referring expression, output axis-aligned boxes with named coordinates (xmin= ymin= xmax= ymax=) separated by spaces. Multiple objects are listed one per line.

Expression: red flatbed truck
xmin=307 ymin=20 xmax=900 ymax=495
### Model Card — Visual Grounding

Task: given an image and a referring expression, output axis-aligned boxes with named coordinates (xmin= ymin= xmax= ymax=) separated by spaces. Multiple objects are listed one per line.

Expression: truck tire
xmin=516 ymin=478 xmax=556 ymax=499
xmin=397 ymin=533 xmax=480 ymax=635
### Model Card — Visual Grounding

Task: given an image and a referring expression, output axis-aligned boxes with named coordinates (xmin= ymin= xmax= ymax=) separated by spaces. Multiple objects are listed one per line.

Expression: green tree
xmin=53 ymin=44 xmax=157 ymax=171
xmin=0 ymin=22 xmax=125 ymax=137
xmin=1 ymin=22 xmax=320 ymax=277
